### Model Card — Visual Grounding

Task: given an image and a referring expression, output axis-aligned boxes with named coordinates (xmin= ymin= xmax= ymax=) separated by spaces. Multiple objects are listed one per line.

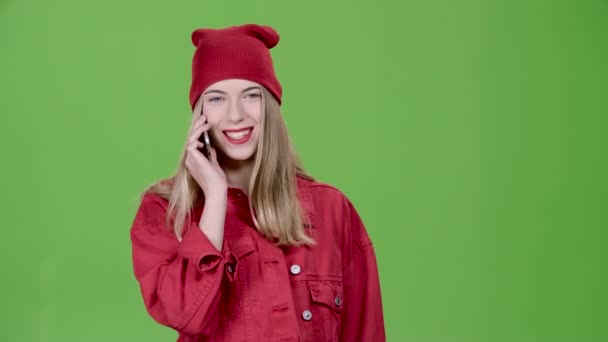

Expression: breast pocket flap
xmin=308 ymin=280 xmax=344 ymax=313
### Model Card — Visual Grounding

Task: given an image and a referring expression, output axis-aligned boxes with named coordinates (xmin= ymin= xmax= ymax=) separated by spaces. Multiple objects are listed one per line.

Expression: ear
xmin=240 ymin=24 xmax=280 ymax=49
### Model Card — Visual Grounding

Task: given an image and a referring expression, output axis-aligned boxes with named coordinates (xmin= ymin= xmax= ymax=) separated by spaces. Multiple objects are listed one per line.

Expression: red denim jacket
xmin=130 ymin=176 xmax=385 ymax=341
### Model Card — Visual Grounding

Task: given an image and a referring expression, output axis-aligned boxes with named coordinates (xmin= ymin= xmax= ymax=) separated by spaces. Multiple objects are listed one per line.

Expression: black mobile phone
xmin=198 ymin=131 xmax=211 ymax=159
xmin=196 ymin=111 xmax=212 ymax=158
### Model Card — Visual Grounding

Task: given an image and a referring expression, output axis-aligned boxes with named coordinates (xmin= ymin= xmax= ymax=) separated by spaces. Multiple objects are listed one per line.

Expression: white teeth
xmin=225 ymin=129 xmax=251 ymax=139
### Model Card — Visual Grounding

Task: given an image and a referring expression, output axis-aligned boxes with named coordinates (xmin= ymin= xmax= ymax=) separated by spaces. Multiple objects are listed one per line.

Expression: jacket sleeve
xmin=130 ymin=192 xmax=237 ymax=336
xmin=340 ymin=196 xmax=386 ymax=342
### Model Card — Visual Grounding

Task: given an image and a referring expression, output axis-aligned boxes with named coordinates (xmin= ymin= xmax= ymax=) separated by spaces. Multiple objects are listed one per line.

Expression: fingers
xmin=186 ymin=143 xmax=211 ymax=170
xmin=186 ymin=114 xmax=213 ymax=162
xmin=189 ymin=114 xmax=208 ymax=134
xmin=187 ymin=134 xmax=206 ymax=152
xmin=193 ymin=113 xmax=208 ymax=127
xmin=188 ymin=114 xmax=211 ymax=143
xmin=188 ymin=122 xmax=211 ymax=145
xmin=188 ymin=140 xmax=204 ymax=151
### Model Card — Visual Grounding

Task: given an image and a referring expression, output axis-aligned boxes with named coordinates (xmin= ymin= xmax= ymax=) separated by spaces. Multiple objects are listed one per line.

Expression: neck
xmin=218 ymin=153 xmax=256 ymax=195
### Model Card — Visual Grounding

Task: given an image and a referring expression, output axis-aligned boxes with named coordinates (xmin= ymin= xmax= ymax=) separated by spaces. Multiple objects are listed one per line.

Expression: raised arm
xmin=130 ymin=192 xmax=235 ymax=337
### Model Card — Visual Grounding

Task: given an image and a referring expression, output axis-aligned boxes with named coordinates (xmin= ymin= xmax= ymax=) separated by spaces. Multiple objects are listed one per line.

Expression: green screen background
xmin=1 ymin=0 xmax=607 ymax=341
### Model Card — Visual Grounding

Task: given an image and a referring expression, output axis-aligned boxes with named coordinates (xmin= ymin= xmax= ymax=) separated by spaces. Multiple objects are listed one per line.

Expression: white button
xmin=290 ymin=264 xmax=301 ymax=275
xmin=226 ymin=264 xmax=234 ymax=273
xmin=302 ymin=310 xmax=312 ymax=321
xmin=335 ymin=296 xmax=342 ymax=307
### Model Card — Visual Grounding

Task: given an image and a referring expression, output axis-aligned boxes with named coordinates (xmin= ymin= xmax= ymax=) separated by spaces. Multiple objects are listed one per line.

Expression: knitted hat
xmin=189 ymin=24 xmax=283 ymax=110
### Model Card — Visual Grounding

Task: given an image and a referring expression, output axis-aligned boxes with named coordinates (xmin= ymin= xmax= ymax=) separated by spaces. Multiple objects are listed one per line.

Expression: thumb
xmin=209 ymin=147 xmax=226 ymax=176
xmin=209 ymin=146 xmax=219 ymax=165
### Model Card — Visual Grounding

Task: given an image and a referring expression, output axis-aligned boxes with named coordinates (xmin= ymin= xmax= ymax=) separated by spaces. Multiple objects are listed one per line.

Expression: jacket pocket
xmin=307 ymin=280 xmax=343 ymax=341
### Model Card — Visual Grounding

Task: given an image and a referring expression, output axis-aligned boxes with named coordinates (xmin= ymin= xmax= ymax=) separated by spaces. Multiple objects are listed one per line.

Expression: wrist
xmin=206 ymin=187 xmax=227 ymax=200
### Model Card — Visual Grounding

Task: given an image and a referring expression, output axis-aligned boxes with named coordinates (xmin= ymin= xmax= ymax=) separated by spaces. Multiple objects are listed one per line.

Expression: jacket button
xmin=302 ymin=310 xmax=312 ymax=321
xmin=226 ymin=263 xmax=234 ymax=273
xmin=290 ymin=264 xmax=301 ymax=275
xmin=335 ymin=296 xmax=342 ymax=307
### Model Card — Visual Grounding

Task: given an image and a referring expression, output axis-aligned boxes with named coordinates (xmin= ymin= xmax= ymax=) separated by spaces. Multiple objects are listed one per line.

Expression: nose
xmin=226 ymin=97 xmax=246 ymax=122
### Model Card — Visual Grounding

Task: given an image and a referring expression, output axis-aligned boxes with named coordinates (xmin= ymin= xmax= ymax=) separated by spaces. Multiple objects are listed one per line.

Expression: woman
xmin=130 ymin=23 xmax=385 ymax=342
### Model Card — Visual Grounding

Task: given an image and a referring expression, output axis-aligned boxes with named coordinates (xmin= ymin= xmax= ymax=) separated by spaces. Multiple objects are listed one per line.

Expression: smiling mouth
xmin=224 ymin=128 xmax=251 ymax=139
xmin=222 ymin=127 xmax=253 ymax=144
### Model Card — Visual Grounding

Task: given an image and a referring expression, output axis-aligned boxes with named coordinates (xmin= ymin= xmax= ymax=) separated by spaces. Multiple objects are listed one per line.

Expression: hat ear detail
xmin=240 ymin=24 xmax=280 ymax=49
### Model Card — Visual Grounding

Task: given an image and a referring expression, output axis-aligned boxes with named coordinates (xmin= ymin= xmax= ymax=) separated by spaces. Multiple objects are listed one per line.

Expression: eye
xmin=246 ymin=93 xmax=261 ymax=100
xmin=208 ymin=96 xmax=223 ymax=103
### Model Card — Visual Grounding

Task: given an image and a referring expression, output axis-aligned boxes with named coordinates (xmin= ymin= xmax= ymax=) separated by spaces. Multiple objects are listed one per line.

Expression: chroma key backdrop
xmin=0 ymin=0 xmax=607 ymax=341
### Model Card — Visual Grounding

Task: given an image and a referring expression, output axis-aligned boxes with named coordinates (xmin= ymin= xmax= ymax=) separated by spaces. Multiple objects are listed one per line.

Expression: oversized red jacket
xmin=130 ymin=176 xmax=385 ymax=341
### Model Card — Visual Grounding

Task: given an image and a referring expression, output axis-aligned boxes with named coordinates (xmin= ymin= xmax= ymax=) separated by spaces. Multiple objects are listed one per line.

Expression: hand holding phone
xmin=186 ymin=113 xmax=227 ymax=195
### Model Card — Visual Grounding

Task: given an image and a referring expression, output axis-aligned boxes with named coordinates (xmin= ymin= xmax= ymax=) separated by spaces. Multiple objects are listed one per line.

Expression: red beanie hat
xmin=189 ymin=24 xmax=283 ymax=110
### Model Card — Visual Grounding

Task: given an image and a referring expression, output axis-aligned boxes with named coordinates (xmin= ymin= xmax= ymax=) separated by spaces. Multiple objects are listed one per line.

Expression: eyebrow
xmin=203 ymin=86 xmax=261 ymax=95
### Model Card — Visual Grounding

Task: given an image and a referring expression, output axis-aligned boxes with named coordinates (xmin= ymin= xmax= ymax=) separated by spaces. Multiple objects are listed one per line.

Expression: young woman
xmin=130 ymin=23 xmax=385 ymax=342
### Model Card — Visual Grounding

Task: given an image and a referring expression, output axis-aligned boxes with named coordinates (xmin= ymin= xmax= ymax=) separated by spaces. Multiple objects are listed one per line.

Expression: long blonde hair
xmin=140 ymin=86 xmax=316 ymax=246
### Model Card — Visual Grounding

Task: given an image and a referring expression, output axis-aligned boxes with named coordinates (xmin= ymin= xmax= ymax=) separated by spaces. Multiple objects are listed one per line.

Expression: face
xmin=200 ymin=78 xmax=263 ymax=162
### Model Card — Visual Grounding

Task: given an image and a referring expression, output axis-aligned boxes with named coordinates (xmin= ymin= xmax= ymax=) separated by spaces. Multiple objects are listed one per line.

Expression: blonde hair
xmin=140 ymin=86 xmax=316 ymax=246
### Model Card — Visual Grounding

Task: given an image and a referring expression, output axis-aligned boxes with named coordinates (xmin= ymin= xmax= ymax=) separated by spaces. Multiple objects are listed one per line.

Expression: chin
xmin=216 ymin=144 xmax=257 ymax=162
xmin=224 ymin=150 xmax=256 ymax=161
xmin=215 ymin=130 xmax=259 ymax=162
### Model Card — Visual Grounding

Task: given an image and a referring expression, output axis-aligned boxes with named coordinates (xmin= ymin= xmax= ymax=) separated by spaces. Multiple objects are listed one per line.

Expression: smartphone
xmin=198 ymin=113 xmax=211 ymax=159
xmin=198 ymin=130 xmax=212 ymax=159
